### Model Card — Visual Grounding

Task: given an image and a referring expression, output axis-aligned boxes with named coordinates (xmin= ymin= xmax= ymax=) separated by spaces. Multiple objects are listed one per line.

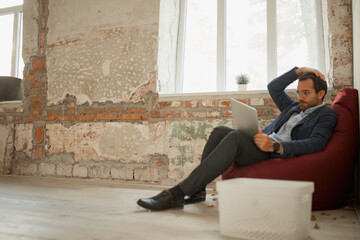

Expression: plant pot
xmin=238 ymin=84 xmax=248 ymax=91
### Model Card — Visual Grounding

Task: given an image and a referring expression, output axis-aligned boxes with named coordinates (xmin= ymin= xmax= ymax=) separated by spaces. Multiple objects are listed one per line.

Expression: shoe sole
xmin=137 ymin=200 xmax=184 ymax=211
xmin=184 ymin=197 xmax=206 ymax=205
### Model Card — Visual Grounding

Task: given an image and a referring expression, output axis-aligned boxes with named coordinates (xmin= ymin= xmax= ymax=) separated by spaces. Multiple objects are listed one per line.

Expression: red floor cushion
xmin=222 ymin=88 xmax=359 ymax=210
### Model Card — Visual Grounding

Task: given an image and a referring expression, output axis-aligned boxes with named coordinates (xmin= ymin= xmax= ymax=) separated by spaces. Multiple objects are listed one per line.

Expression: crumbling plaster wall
xmin=46 ymin=0 xmax=159 ymax=105
xmin=0 ymin=0 xmax=353 ymax=186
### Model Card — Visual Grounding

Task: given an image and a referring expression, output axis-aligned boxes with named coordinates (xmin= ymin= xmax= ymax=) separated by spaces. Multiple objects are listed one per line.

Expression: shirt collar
xmin=303 ymin=102 xmax=326 ymax=114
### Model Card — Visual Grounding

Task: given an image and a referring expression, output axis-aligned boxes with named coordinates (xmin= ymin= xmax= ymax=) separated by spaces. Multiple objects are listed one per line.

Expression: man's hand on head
xmin=295 ymin=67 xmax=325 ymax=80
xmin=254 ymin=129 xmax=282 ymax=153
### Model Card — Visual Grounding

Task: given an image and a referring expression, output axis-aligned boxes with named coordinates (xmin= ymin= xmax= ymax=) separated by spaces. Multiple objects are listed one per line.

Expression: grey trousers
xmin=179 ymin=126 xmax=271 ymax=196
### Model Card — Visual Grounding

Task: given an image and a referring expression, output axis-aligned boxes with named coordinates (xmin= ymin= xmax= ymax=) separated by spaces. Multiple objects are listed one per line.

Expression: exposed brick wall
xmin=0 ymin=0 xmax=354 ymax=184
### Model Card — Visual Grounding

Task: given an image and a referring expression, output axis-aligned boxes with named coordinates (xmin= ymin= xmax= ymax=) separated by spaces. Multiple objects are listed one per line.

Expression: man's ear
xmin=318 ymin=89 xmax=326 ymax=100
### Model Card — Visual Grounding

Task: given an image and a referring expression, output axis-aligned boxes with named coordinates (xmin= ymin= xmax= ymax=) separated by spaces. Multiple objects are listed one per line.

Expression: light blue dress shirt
xmin=269 ymin=103 xmax=326 ymax=142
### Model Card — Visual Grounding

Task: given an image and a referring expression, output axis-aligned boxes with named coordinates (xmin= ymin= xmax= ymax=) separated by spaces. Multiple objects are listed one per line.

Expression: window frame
xmin=174 ymin=0 xmax=325 ymax=94
xmin=0 ymin=5 xmax=23 ymax=78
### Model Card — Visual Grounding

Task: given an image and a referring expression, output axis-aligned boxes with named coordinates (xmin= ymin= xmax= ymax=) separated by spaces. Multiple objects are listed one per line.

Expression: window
xmin=161 ymin=0 xmax=325 ymax=94
xmin=0 ymin=0 xmax=24 ymax=79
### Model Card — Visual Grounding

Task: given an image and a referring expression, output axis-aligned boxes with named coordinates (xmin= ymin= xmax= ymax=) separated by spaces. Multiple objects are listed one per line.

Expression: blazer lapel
xmin=274 ymin=105 xmax=301 ymax=130
xmin=296 ymin=105 xmax=325 ymax=126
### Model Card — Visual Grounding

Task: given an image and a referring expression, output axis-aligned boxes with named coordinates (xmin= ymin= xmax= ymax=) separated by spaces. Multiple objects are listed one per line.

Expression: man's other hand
xmin=295 ymin=67 xmax=325 ymax=80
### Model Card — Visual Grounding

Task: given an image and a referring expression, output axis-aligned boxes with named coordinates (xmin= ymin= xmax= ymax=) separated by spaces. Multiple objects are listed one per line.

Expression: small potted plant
xmin=235 ymin=73 xmax=250 ymax=91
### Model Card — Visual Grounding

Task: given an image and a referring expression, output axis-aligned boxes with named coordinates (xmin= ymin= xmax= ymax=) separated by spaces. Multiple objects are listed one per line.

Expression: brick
xmin=30 ymin=82 xmax=45 ymax=88
xmin=192 ymin=112 xmax=207 ymax=118
xmin=32 ymin=109 xmax=43 ymax=115
xmin=250 ymin=98 xmax=264 ymax=105
xmin=77 ymin=115 xmax=96 ymax=121
xmin=219 ymin=100 xmax=230 ymax=107
xmin=119 ymin=113 xmax=146 ymax=120
xmin=111 ymin=167 xmax=134 ymax=180
xmin=97 ymin=114 xmax=117 ymax=120
xmin=66 ymin=109 xmax=76 ymax=115
xmin=27 ymin=116 xmax=40 ymax=122
xmin=236 ymin=99 xmax=248 ymax=104
xmin=186 ymin=100 xmax=198 ymax=108
xmin=30 ymin=96 xmax=45 ymax=102
xmin=24 ymin=75 xmax=39 ymax=81
xmin=267 ymin=98 xmax=276 ymax=106
xmin=12 ymin=162 xmax=21 ymax=175
xmin=32 ymin=57 xmax=46 ymax=69
xmin=273 ymin=108 xmax=281 ymax=116
xmin=39 ymin=163 xmax=56 ymax=176
xmin=56 ymin=164 xmax=73 ymax=177
xmin=21 ymin=163 xmax=37 ymax=175
xmin=89 ymin=166 xmax=110 ymax=179
xmin=67 ymin=102 xmax=75 ymax=108
xmin=84 ymin=109 xmax=103 ymax=114
xmin=47 ymin=110 xmax=57 ymax=115
xmin=35 ymin=126 xmax=45 ymax=144
xmin=34 ymin=146 xmax=43 ymax=159
xmin=38 ymin=89 xmax=46 ymax=95
xmin=158 ymin=101 xmax=172 ymax=108
xmin=163 ymin=111 xmax=175 ymax=118
xmin=44 ymin=115 xmax=56 ymax=121
xmin=257 ymin=108 xmax=271 ymax=116
xmin=134 ymin=167 xmax=165 ymax=182
xmin=207 ymin=111 xmax=221 ymax=118
xmin=39 ymin=103 xmax=46 ymax=108
xmin=30 ymin=103 xmax=45 ymax=109
xmin=30 ymin=68 xmax=46 ymax=75
xmin=151 ymin=111 xmax=161 ymax=118
xmin=171 ymin=101 xmax=183 ymax=108
xmin=154 ymin=159 xmax=165 ymax=167
xmin=202 ymin=99 xmax=216 ymax=107
xmin=73 ymin=164 xmax=88 ymax=178
xmin=179 ymin=111 xmax=190 ymax=118
xmin=223 ymin=109 xmax=232 ymax=117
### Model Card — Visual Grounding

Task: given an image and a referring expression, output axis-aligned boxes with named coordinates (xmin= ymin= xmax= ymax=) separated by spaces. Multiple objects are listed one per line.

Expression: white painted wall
xmin=354 ymin=0 xmax=360 ymax=90
xmin=353 ymin=0 xmax=360 ymax=205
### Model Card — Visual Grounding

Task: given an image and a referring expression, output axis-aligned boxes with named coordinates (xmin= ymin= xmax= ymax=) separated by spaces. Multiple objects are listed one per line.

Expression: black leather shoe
xmin=184 ymin=190 xmax=206 ymax=205
xmin=137 ymin=190 xmax=184 ymax=210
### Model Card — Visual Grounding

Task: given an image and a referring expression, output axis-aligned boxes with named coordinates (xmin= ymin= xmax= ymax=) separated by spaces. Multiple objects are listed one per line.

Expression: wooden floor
xmin=0 ymin=175 xmax=359 ymax=240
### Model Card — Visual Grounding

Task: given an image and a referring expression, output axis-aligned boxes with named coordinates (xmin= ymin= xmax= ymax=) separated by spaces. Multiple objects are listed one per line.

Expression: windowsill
xmin=0 ymin=100 xmax=23 ymax=110
xmin=159 ymin=89 xmax=298 ymax=101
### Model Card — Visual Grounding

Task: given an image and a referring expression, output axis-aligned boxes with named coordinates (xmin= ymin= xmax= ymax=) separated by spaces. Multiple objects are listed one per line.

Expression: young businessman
xmin=137 ymin=67 xmax=338 ymax=211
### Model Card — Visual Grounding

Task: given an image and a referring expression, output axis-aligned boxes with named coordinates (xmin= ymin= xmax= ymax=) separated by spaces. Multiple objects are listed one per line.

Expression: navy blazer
xmin=262 ymin=67 xmax=338 ymax=157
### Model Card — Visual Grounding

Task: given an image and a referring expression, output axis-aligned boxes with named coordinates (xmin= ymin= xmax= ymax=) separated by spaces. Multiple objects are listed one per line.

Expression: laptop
xmin=230 ymin=98 xmax=259 ymax=137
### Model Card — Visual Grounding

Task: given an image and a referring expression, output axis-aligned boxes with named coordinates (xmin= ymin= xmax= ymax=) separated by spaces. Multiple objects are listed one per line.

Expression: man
xmin=137 ymin=67 xmax=338 ymax=211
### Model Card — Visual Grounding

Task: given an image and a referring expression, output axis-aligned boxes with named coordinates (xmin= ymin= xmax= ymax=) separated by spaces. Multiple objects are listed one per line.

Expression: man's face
xmin=297 ymin=78 xmax=324 ymax=111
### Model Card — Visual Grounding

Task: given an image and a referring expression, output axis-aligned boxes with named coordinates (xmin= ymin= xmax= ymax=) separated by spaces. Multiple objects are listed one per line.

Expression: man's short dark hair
xmin=299 ymin=73 xmax=327 ymax=100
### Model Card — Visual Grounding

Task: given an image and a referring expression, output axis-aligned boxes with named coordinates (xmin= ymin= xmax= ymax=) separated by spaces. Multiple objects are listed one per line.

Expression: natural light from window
xmin=163 ymin=0 xmax=324 ymax=94
xmin=0 ymin=14 xmax=14 ymax=76
xmin=0 ymin=0 xmax=24 ymax=78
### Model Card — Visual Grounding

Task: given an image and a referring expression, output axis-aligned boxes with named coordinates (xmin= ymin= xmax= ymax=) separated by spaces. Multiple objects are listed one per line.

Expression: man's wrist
xmin=273 ymin=142 xmax=280 ymax=153
xmin=273 ymin=141 xmax=283 ymax=154
xmin=295 ymin=67 xmax=302 ymax=76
